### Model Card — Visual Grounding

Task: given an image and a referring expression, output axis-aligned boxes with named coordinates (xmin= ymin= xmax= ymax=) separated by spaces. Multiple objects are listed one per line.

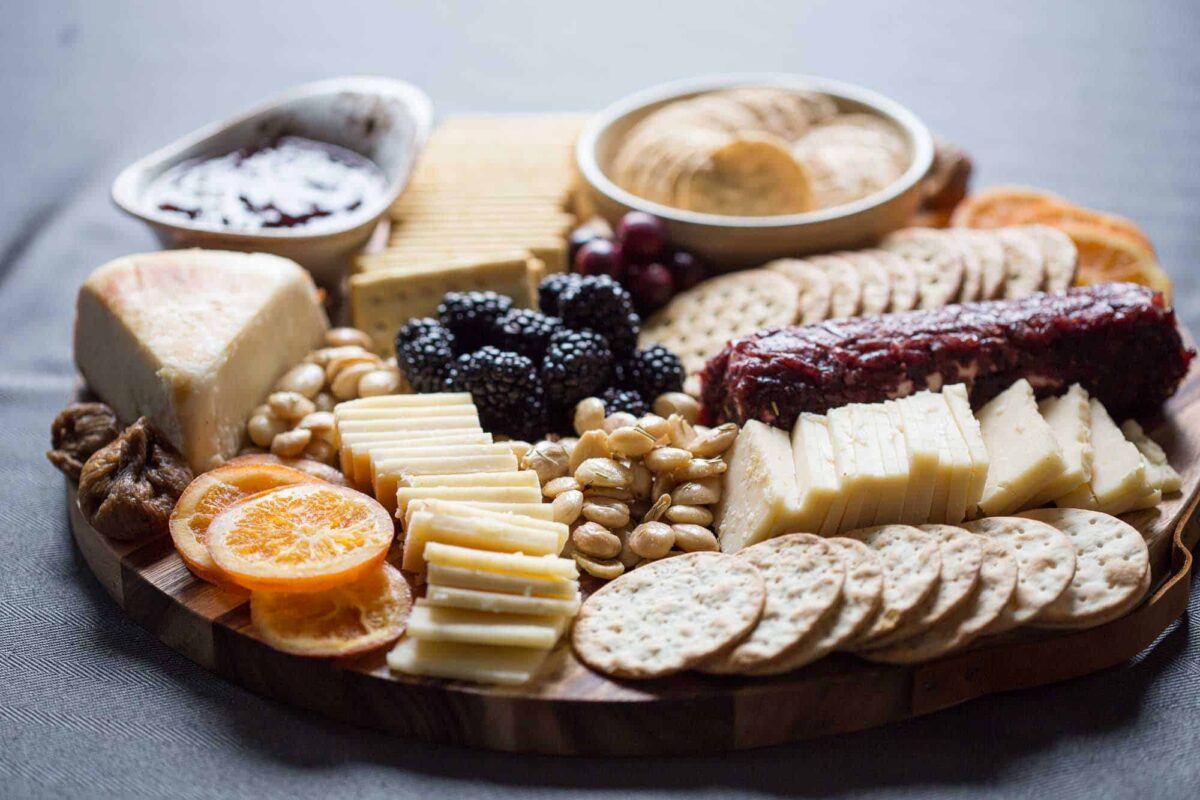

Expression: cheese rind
xmin=386 ymin=638 xmax=547 ymax=685
xmin=714 ymin=420 xmax=803 ymax=552
xmin=1028 ymin=384 xmax=1093 ymax=506
xmin=74 ymin=250 xmax=328 ymax=472
xmin=977 ymin=379 xmax=1067 ymax=517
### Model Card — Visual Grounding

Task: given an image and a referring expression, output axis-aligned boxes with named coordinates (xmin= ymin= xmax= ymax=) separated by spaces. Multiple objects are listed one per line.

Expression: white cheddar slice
xmin=891 ymin=400 xmax=938 ymax=525
xmin=404 ymin=499 xmax=566 ymax=543
xmin=370 ymin=442 xmax=516 ymax=488
xmin=426 ymin=562 xmax=577 ymax=599
xmin=977 ymin=379 xmax=1067 ymax=517
xmin=1028 ymin=384 xmax=1094 ymax=506
xmin=868 ymin=405 xmax=909 ymax=525
xmin=347 ymin=433 xmax=493 ymax=485
xmin=820 ymin=408 xmax=860 ymax=535
xmin=1056 ymin=400 xmax=1151 ymax=515
xmin=405 ymin=602 xmax=566 ymax=649
xmin=374 ymin=452 xmax=519 ymax=507
xmin=402 ymin=511 xmax=560 ymax=572
xmin=904 ymin=391 xmax=971 ymax=523
xmin=831 ymin=406 xmax=888 ymax=532
xmin=445 ymin=502 xmax=554 ymax=521
xmin=423 ymin=542 xmax=578 ymax=581
xmin=423 ymin=584 xmax=581 ymax=616
xmin=943 ymin=384 xmax=990 ymax=516
xmin=337 ymin=415 xmax=481 ymax=435
xmin=406 ymin=471 xmax=541 ymax=490
xmin=713 ymin=420 xmax=803 ymax=552
xmin=337 ymin=392 xmax=473 ymax=410
xmin=789 ymin=413 xmax=841 ymax=534
xmin=387 ymin=637 xmax=547 ymax=685
xmin=334 ymin=403 xmax=478 ymax=421
xmin=395 ymin=485 xmax=542 ymax=516
xmin=1121 ymin=419 xmax=1181 ymax=493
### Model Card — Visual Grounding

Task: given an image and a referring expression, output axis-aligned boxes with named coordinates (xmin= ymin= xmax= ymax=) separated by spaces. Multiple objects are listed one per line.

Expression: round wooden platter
xmin=66 ymin=381 xmax=1200 ymax=757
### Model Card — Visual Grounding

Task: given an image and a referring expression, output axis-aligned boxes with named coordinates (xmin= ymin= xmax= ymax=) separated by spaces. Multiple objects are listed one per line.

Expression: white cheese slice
xmin=405 ymin=602 xmax=567 ymax=649
xmin=1121 ymin=419 xmax=1181 ymax=493
xmin=346 ymin=432 xmax=493 ymax=485
xmin=1027 ymin=384 xmax=1093 ymax=506
xmin=423 ymin=542 xmax=578 ymax=581
xmin=404 ymin=499 xmax=567 ymax=542
xmin=868 ymin=405 xmax=909 ymax=525
xmin=370 ymin=442 xmax=516 ymax=490
xmin=336 ymin=392 xmax=473 ymax=410
xmin=891 ymin=399 xmax=939 ymax=525
xmin=374 ymin=451 xmax=519 ymax=508
xmin=395 ymin=485 xmax=543 ymax=516
xmin=844 ymin=405 xmax=887 ymax=529
xmin=387 ymin=637 xmax=547 ymax=685
xmin=336 ymin=414 xmax=482 ymax=435
xmin=402 ymin=511 xmax=560 ymax=572
xmin=438 ymin=502 xmax=554 ymax=521
xmin=426 ymin=562 xmax=578 ymax=598
xmin=820 ymin=408 xmax=859 ymax=535
xmin=714 ymin=420 xmax=803 ymax=552
xmin=943 ymin=383 xmax=990 ymax=516
xmin=407 ymin=471 xmax=541 ymax=490
xmin=790 ymin=413 xmax=842 ymax=534
xmin=423 ymin=584 xmax=581 ymax=616
xmin=1056 ymin=400 xmax=1151 ymax=515
xmin=977 ymin=379 xmax=1067 ymax=517
xmin=333 ymin=404 xmax=478 ymax=421
xmin=74 ymin=250 xmax=328 ymax=472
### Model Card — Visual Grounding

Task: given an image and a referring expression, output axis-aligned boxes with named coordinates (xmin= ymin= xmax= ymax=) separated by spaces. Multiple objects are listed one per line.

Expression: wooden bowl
xmin=112 ymin=76 xmax=433 ymax=287
xmin=575 ymin=74 xmax=935 ymax=270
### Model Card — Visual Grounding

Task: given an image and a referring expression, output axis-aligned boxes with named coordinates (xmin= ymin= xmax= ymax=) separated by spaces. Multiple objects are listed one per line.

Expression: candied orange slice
xmin=169 ymin=463 xmax=322 ymax=586
xmin=206 ymin=483 xmax=393 ymax=592
xmin=949 ymin=185 xmax=1064 ymax=228
xmin=250 ymin=562 xmax=412 ymax=657
xmin=1059 ymin=221 xmax=1173 ymax=301
xmin=226 ymin=453 xmax=349 ymax=486
xmin=1008 ymin=203 xmax=1155 ymax=255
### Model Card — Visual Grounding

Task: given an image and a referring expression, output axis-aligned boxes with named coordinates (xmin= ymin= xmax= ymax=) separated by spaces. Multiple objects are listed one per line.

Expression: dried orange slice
xmin=206 ymin=483 xmax=393 ymax=593
xmin=169 ymin=463 xmax=322 ymax=586
xmin=250 ymin=562 xmax=412 ymax=657
xmin=949 ymin=185 xmax=1064 ymax=228
xmin=1059 ymin=221 xmax=1173 ymax=301
xmin=1008 ymin=203 xmax=1155 ymax=255
xmin=226 ymin=453 xmax=349 ymax=486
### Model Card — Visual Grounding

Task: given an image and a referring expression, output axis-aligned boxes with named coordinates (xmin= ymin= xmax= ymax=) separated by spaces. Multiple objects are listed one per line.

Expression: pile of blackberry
xmin=393 ymin=276 xmax=686 ymax=439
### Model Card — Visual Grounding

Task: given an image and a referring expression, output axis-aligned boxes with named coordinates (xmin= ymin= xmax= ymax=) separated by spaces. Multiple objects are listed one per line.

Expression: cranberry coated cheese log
xmin=699 ymin=283 xmax=1191 ymax=430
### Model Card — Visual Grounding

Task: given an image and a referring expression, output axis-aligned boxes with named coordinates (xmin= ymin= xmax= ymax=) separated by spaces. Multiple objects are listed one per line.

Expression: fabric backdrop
xmin=2 ymin=1 xmax=1198 ymax=798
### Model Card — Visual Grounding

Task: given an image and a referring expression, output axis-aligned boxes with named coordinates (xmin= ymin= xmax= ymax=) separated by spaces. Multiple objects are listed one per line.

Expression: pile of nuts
xmin=242 ymin=327 xmax=407 ymax=465
xmin=520 ymin=390 xmax=739 ymax=580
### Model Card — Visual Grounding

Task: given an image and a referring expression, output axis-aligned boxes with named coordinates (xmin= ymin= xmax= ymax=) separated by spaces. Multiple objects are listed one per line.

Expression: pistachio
xmin=357 ymin=369 xmax=400 ymax=397
xmin=520 ymin=440 xmax=570 ymax=485
xmin=575 ymin=457 xmax=633 ymax=490
xmin=270 ymin=428 xmax=312 ymax=458
xmin=628 ymin=521 xmax=675 ymax=560
xmin=572 ymin=521 xmax=622 ymax=559
xmin=671 ymin=523 xmax=719 ymax=552
xmin=325 ymin=327 xmax=374 ymax=350
xmin=568 ymin=430 xmax=611 ymax=473
xmin=274 ymin=362 xmax=326 ymax=399
xmin=268 ymin=391 xmax=316 ymax=422
xmin=673 ymin=456 xmax=728 ymax=481
xmin=665 ymin=504 xmax=714 ymax=526
xmin=573 ymin=397 xmax=606 ymax=435
xmin=642 ymin=493 xmax=671 ymax=523
xmin=582 ymin=499 xmax=631 ymax=528
xmin=644 ymin=446 xmax=692 ymax=473
xmin=638 ymin=413 xmax=670 ymax=440
xmin=247 ymin=413 xmax=288 ymax=448
xmin=602 ymin=411 xmax=638 ymax=434
xmin=606 ymin=425 xmax=658 ymax=458
xmin=689 ymin=423 xmax=739 ymax=458
xmin=574 ymin=552 xmax=625 ymax=580
xmin=552 ymin=489 xmax=584 ymax=525
xmin=672 ymin=477 xmax=722 ymax=505
xmin=654 ymin=392 xmax=700 ymax=424
xmin=667 ymin=413 xmax=699 ymax=449
xmin=543 ymin=475 xmax=582 ymax=498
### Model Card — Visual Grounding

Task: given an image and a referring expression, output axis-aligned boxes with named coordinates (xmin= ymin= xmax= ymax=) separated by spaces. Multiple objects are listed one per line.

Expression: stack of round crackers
xmin=610 ymin=87 xmax=910 ymax=217
xmin=572 ymin=509 xmax=1151 ymax=679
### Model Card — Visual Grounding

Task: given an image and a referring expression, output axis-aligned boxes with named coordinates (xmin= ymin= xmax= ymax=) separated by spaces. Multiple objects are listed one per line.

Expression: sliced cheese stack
xmin=716 ymin=384 xmax=989 ymax=551
xmin=387 ymin=500 xmax=579 ymax=685
xmin=333 ymin=392 xmax=542 ymax=517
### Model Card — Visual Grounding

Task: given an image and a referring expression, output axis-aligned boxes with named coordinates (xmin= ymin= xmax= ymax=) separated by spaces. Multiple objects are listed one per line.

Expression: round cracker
xmin=952 ymin=229 xmax=1007 ymax=299
xmin=881 ymin=230 xmax=966 ymax=309
xmin=700 ymin=534 xmax=845 ymax=673
xmin=766 ymin=258 xmax=833 ymax=324
xmin=678 ymin=136 xmax=811 ymax=216
xmin=640 ymin=269 xmax=801 ymax=376
xmin=995 ymin=227 xmax=1047 ymax=298
xmin=798 ymin=113 xmax=909 ymax=169
xmin=1033 ymin=563 xmax=1151 ymax=631
xmin=1016 ymin=508 xmax=1150 ymax=628
xmin=830 ymin=251 xmax=892 ymax=315
xmin=839 ymin=525 xmax=942 ymax=646
xmin=859 ymin=537 xmax=1018 ymax=664
xmin=804 ymin=255 xmax=862 ymax=318
xmin=794 ymin=139 xmax=903 ymax=209
xmin=1019 ymin=224 xmax=1078 ymax=292
xmin=867 ymin=249 xmax=920 ymax=312
xmin=961 ymin=516 xmax=1076 ymax=633
xmin=572 ymin=551 xmax=766 ymax=679
xmin=718 ymin=87 xmax=808 ymax=140
xmin=746 ymin=537 xmax=885 ymax=676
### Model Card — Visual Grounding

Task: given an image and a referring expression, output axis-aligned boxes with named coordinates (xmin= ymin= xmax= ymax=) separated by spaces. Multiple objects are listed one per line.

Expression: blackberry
xmin=537 ymin=272 xmax=583 ymax=317
xmin=541 ymin=329 xmax=614 ymax=411
xmin=437 ymin=291 xmax=512 ymax=352
xmin=396 ymin=327 xmax=457 ymax=393
xmin=615 ymin=345 xmax=685 ymax=401
xmin=601 ymin=386 xmax=649 ymax=417
xmin=394 ymin=317 xmax=447 ymax=352
xmin=497 ymin=308 xmax=563 ymax=360
xmin=455 ymin=347 xmax=543 ymax=438
xmin=558 ymin=276 xmax=640 ymax=357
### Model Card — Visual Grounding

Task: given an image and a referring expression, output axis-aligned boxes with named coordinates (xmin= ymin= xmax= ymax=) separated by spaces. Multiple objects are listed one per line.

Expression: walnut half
xmin=47 ymin=402 xmax=121 ymax=481
xmin=77 ymin=417 xmax=193 ymax=541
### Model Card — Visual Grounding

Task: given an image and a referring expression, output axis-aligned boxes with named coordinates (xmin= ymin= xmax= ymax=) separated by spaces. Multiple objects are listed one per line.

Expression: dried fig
xmin=77 ymin=417 xmax=193 ymax=541
xmin=47 ymin=402 xmax=121 ymax=481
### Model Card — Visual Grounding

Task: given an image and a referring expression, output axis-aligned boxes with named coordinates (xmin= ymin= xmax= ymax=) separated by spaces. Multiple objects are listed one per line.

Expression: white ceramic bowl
xmin=112 ymin=75 xmax=433 ymax=286
xmin=576 ymin=73 xmax=934 ymax=270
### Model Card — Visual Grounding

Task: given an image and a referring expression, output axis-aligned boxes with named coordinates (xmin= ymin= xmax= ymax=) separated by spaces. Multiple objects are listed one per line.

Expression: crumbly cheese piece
xmin=714 ymin=420 xmax=804 ymax=552
xmin=350 ymin=256 xmax=540 ymax=354
xmin=789 ymin=413 xmax=842 ymax=534
xmin=395 ymin=485 xmax=543 ymax=516
xmin=423 ymin=584 xmax=581 ymax=616
xmin=406 ymin=471 xmax=540 ymax=490
xmin=1056 ymin=400 xmax=1151 ymax=515
xmin=426 ymin=562 xmax=577 ymax=598
xmin=1121 ymin=419 xmax=1181 ymax=493
xmin=405 ymin=500 xmax=567 ymax=542
xmin=336 ymin=392 xmax=474 ymax=409
xmin=387 ymin=637 xmax=548 ymax=685
xmin=423 ymin=542 xmax=578 ymax=580
xmin=891 ymin=399 xmax=938 ymax=525
xmin=74 ymin=250 xmax=328 ymax=472
xmin=345 ymin=432 xmax=492 ymax=485
xmin=1027 ymin=384 xmax=1093 ymax=506
xmin=977 ymin=379 xmax=1067 ymax=516
xmin=402 ymin=510 xmax=560 ymax=572
xmin=868 ymin=404 xmax=909 ymax=525
xmin=373 ymin=449 xmax=519 ymax=507
xmin=943 ymin=384 xmax=990 ymax=515
xmin=405 ymin=602 xmax=567 ymax=649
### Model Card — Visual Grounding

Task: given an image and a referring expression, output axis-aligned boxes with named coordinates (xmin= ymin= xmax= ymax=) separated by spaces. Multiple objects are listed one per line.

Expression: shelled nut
xmin=331 ymin=362 xmax=376 ymax=400
xmin=665 ymin=504 xmax=714 ymax=526
xmin=671 ymin=524 xmax=719 ymax=552
xmin=575 ymin=458 xmax=633 ymax=490
xmin=521 ymin=440 xmax=570 ymax=485
xmin=569 ymin=430 xmax=611 ymax=472
xmin=247 ymin=413 xmax=288 ymax=448
xmin=358 ymin=369 xmax=400 ymax=397
xmin=275 ymin=363 xmax=325 ymax=398
xmin=689 ymin=423 xmax=739 ymax=457
xmin=607 ymin=426 xmax=657 ymax=458
xmin=672 ymin=477 xmax=722 ymax=505
xmin=268 ymin=391 xmax=316 ymax=422
xmin=667 ymin=414 xmax=699 ymax=449
xmin=602 ymin=412 xmax=638 ymax=434
xmin=644 ymin=446 xmax=691 ymax=474
xmin=628 ymin=521 xmax=675 ymax=560
xmin=271 ymin=428 xmax=312 ymax=458
xmin=674 ymin=457 xmax=727 ymax=481
xmin=582 ymin=498 xmax=631 ymax=528
xmin=574 ymin=552 xmax=625 ymax=580
xmin=638 ymin=413 xmax=670 ymax=440
xmin=543 ymin=476 xmax=582 ymax=498
xmin=572 ymin=521 xmax=622 ymax=559
xmin=642 ymin=493 xmax=671 ymax=523
xmin=552 ymin=490 xmax=584 ymax=525
xmin=325 ymin=327 xmax=374 ymax=350
xmin=573 ymin=397 xmax=605 ymax=435
xmin=653 ymin=392 xmax=700 ymax=424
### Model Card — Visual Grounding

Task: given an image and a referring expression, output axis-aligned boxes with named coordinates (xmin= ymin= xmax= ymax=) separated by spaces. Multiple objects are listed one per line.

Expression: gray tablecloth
xmin=3 ymin=1 xmax=1199 ymax=797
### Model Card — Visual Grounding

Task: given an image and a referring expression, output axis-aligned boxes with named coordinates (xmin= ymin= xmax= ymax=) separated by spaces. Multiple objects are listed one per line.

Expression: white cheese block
xmin=336 ymin=392 xmax=473 ymax=409
xmin=426 ymin=562 xmax=578 ymax=598
xmin=405 ymin=499 xmax=566 ymax=541
xmin=74 ymin=250 xmax=328 ymax=472
xmin=868 ymin=405 xmax=910 ymax=525
xmin=402 ymin=510 xmax=561 ymax=572
xmin=1121 ymin=419 xmax=1181 ymax=493
xmin=423 ymin=584 xmax=581 ymax=616
xmin=977 ymin=379 xmax=1067 ymax=517
xmin=891 ymin=400 xmax=938 ymax=525
xmin=1056 ymin=400 xmax=1151 ymax=515
xmin=405 ymin=602 xmax=567 ymax=648
xmin=423 ymin=542 xmax=578 ymax=580
xmin=714 ymin=420 xmax=803 ymax=552
xmin=407 ymin=471 xmax=541 ymax=490
xmin=387 ymin=637 xmax=548 ymax=685
xmin=789 ymin=413 xmax=842 ymax=534
xmin=943 ymin=384 xmax=990 ymax=516
xmin=345 ymin=432 xmax=493 ymax=486
xmin=395 ymin=485 xmax=543 ymax=516
xmin=1027 ymin=384 xmax=1093 ymax=506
